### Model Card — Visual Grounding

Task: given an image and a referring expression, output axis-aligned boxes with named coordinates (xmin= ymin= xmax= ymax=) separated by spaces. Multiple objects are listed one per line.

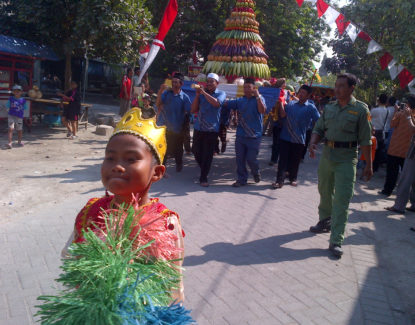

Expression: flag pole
xmin=309 ymin=68 xmax=318 ymax=87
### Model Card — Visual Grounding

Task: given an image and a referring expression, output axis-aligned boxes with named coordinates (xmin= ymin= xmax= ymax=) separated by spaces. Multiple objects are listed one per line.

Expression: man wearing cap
xmin=191 ymin=73 xmax=227 ymax=187
xmin=309 ymin=73 xmax=373 ymax=258
xmin=156 ymin=72 xmax=191 ymax=171
xmin=6 ymin=85 xmax=29 ymax=149
xmin=226 ymin=77 xmax=267 ymax=187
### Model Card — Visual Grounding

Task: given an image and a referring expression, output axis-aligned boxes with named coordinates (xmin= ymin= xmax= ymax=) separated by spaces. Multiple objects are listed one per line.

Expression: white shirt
xmin=370 ymin=106 xmax=388 ymax=131
xmin=384 ymin=106 xmax=395 ymax=131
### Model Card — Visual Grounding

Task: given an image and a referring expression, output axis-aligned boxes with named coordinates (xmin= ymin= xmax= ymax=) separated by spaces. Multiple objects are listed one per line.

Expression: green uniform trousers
xmin=318 ymin=153 xmax=356 ymax=245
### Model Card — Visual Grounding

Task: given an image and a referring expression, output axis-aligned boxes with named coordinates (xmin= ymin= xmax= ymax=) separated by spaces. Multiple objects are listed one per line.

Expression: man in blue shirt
xmin=156 ymin=72 xmax=191 ymax=171
xmin=192 ymin=73 xmax=226 ymax=187
xmin=227 ymin=77 xmax=267 ymax=187
xmin=272 ymin=84 xmax=320 ymax=189
xmin=191 ymin=73 xmax=227 ymax=187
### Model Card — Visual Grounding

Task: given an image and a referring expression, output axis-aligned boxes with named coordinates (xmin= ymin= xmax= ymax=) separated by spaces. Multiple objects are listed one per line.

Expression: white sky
xmin=315 ymin=0 xmax=351 ymax=68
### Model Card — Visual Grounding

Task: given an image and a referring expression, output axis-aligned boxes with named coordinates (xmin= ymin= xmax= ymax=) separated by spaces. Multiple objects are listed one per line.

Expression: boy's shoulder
xmin=145 ymin=198 xmax=179 ymax=219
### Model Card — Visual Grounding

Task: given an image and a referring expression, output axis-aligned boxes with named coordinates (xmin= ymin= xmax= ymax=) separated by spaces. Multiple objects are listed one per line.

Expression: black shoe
xmin=329 ymin=243 xmax=343 ymax=257
xmin=268 ymin=161 xmax=276 ymax=166
xmin=176 ymin=163 xmax=183 ymax=172
xmin=232 ymin=181 xmax=245 ymax=188
xmin=378 ymin=190 xmax=391 ymax=197
xmin=253 ymin=174 xmax=261 ymax=183
xmin=309 ymin=218 xmax=331 ymax=233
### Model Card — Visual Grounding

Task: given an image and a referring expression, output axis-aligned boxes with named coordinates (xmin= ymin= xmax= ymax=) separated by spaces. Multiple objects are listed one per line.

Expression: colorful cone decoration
xmin=202 ymin=0 xmax=270 ymax=80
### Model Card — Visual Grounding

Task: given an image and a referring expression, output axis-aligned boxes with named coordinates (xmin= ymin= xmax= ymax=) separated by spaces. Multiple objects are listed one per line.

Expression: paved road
xmin=1 ymin=127 xmax=414 ymax=324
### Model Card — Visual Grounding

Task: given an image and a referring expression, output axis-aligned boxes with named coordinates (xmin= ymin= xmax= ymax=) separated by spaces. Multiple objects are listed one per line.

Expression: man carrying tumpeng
xmin=227 ymin=77 xmax=267 ymax=187
xmin=191 ymin=73 xmax=226 ymax=187
xmin=308 ymin=73 xmax=373 ymax=258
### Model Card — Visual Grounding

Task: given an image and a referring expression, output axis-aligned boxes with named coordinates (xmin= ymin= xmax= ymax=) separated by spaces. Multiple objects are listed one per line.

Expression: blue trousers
xmin=235 ymin=136 xmax=261 ymax=184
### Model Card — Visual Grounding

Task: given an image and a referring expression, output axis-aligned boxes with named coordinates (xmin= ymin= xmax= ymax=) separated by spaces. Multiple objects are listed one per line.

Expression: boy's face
xmin=101 ymin=134 xmax=164 ymax=198
xmin=12 ymin=89 xmax=22 ymax=98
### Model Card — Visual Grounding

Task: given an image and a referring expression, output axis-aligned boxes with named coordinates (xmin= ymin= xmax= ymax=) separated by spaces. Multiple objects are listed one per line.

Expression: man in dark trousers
xmin=156 ymin=72 xmax=191 ymax=171
xmin=272 ymin=84 xmax=320 ymax=188
xmin=226 ymin=77 xmax=266 ymax=187
xmin=191 ymin=73 xmax=226 ymax=187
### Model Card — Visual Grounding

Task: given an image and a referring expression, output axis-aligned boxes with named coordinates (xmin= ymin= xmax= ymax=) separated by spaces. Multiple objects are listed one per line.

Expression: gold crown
xmin=111 ymin=108 xmax=166 ymax=164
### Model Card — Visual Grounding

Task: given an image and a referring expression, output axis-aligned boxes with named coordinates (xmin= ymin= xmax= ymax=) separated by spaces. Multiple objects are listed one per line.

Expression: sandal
xmin=384 ymin=206 xmax=405 ymax=214
xmin=271 ymin=182 xmax=283 ymax=189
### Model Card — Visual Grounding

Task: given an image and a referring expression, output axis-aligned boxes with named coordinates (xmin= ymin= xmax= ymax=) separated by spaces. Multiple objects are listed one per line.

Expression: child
xmin=63 ymin=108 xmax=185 ymax=301
xmin=58 ymin=80 xmax=81 ymax=139
xmin=359 ymin=127 xmax=377 ymax=180
xmin=6 ymin=85 xmax=29 ymax=149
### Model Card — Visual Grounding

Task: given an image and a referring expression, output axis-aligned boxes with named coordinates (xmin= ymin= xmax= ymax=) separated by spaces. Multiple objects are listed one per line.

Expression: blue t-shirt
xmin=157 ymin=90 xmax=191 ymax=133
xmin=193 ymin=89 xmax=226 ymax=132
xmin=227 ymin=96 xmax=266 ymax=138
xmin=280 ymin=100 xmax=320 ymax=144
xmin=7 ymin=96 xmax=29 ymax=119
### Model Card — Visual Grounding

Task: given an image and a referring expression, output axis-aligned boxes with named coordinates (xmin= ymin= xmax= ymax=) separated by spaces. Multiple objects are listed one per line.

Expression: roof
xmin=0 ymin=35 xmax=59 ymax=60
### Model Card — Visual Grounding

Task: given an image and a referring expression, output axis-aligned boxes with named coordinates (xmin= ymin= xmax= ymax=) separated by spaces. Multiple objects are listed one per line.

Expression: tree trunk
xmin=64 ymin=53 xmax=72 ymax=91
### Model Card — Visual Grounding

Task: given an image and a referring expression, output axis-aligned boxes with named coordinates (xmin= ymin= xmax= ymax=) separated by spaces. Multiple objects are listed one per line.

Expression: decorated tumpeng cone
xmin=202 ymin=0 xmax=270 ymax=81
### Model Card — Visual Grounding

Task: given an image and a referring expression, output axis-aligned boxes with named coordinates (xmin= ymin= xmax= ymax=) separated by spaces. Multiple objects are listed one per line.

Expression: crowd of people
xmin=5 ymin=68 xmax=414 ymax=261
xmin=115 ymin=69 xmax=415 ymax=258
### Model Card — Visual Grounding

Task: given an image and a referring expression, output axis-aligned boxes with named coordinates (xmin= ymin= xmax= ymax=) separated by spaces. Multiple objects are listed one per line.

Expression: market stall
xmin=0 ymin=34 xmax=58 ymax=126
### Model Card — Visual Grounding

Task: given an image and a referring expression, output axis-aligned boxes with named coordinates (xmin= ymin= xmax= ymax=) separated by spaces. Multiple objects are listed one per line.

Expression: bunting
xmin=335 ymin=14 xmax=350 ymax=36
xmin=295 ymin=0 xmax=414 ymax=90
xmin=398 ymin=69 xmax=414 ymax=89
xmin=379 ymin=52 xmax=393 ymax=70
xmin=316 ymin=0 xmax=329 ymax=18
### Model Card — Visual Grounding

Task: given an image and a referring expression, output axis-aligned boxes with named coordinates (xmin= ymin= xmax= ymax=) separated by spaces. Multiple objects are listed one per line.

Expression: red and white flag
xmin=379 ymin=52 xmax=393 ymax=70
xmin=336 ymin=14 xmax=350 ymax=36
xmin=345 ymin=24 xmax=359 ymax=42
xmin=398 ymin=69 xmax=414 ymax=89
xmin=137 ymin=0 xmax=178 ymax=84
xmin=388 ymin=59 xmax=404 ymax=80
xmin=322 ymin=6 xmax=339 ymax=26
xmin=366 ymin=40 xmax=382 ymax=54
xmin=316 ymin=0 xmax=329 ymax=18
xmin=408 ymin=79 xmax=415 ymax=94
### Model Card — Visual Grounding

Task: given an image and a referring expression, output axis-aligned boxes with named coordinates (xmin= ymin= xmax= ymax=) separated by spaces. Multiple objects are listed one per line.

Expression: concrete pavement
xmin=1 ymin=125 xmax=415 ymax=324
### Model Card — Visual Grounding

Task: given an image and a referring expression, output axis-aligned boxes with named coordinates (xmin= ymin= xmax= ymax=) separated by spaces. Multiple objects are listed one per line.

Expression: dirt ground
xmin=0 ymin=105 xmax=115 ymax=223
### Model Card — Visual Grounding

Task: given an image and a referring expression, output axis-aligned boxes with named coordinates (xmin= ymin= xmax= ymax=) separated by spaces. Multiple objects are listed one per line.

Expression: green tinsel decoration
xmin=35 ymin=204 xmax=182 ymax=325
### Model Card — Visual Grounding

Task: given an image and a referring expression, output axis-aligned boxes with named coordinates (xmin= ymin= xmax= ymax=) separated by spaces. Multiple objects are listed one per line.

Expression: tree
xmin=323 ymin=0 xmax=415 ymax=104
xmin=1 ymin=0 xmax=154 ymax=89
xmin=145 ymin=0 xmax=328 ymax=80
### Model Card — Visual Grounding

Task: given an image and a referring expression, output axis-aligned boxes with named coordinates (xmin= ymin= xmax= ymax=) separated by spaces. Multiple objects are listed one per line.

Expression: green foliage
xmin=36 ymin=204 xmax=181 ymax=325
xmin=145 ymin=0 xmax=328 ymax=79
xmin=2 ymin=0 xmax=154 ymax=63
xmin=323 ymin=0 xmax=415 ymax=104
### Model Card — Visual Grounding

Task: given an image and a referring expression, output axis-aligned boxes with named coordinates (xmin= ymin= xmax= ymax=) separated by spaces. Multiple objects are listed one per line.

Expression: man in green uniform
xmin=309 ymin=73 xmax=373 ymax=258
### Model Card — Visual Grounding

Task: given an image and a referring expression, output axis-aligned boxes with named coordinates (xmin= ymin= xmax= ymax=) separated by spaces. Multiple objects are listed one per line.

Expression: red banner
xmin=379 ymin=52 xmax=393 ymax=71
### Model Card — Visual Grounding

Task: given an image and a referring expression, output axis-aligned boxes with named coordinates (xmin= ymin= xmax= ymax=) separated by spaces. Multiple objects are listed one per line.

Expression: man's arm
xmin=308 ymin=133 xmax=322 ymax=158
xmin=156 ymin=85 xmax=168 ymax=115
xmin=361 ymin=145 xmax=373 ymax=181
xmin=278 ymin=100 xmax=287 ymax=118
xmin=253 ymin=89 xmax=266 ymax=114
xmin=191 ymin=89 xmax=200 ymax=114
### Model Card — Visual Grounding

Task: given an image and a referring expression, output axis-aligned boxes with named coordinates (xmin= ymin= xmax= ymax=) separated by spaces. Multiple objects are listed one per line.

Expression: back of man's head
xmin=407 ymin=94 xmax=415 ymax=109
xmin=388 ymin=96 xmax=396 ymax=106
xmin=378 ymin=93 xmax=388 ymax=105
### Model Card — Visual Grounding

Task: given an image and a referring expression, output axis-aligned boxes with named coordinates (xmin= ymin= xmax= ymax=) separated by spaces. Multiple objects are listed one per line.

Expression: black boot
xmin=309 ymin=218 xmax=331 ymax=233
xmin=329 ymin=243 xmax=343 ymax=257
